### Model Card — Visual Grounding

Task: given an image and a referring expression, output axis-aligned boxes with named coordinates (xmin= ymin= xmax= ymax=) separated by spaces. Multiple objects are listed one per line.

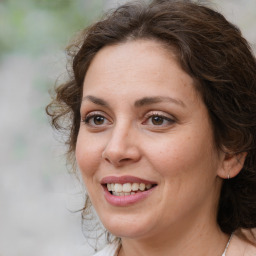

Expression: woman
xmin=46 ymin=0 xmax=256 ymax=255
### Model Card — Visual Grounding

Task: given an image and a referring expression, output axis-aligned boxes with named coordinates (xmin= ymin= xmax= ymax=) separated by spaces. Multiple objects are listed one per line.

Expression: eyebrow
xmin=82 ymin=95 xmax=109 ymax=107
xmin=134 ymin=96 xmax=186 ymax=108
xmin=82 ymin=95 xmax=186 ymax=108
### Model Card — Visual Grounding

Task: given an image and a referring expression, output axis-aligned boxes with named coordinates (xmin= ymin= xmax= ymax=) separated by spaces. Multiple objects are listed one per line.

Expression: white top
xmin=93 ymin=242 xmax=119 ymax=256
xmin=222 ymin=233 xmax=233 ymax=256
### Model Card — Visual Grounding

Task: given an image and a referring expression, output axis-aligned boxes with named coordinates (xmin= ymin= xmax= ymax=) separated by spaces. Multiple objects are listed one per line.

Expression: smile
xmin=107 ymin=183 xmax=153 ymax=196
xmin=101 ymin=176 xmax=157 ymax=206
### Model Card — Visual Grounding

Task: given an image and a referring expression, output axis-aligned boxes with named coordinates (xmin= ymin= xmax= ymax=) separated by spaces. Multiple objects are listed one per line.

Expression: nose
xmin=102 ymin=124 xmax=141 ymax=167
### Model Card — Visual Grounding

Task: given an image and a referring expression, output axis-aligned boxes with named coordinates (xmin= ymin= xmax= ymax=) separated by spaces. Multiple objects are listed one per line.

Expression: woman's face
xmin=76 ymin=40 xmax=224 ymax=239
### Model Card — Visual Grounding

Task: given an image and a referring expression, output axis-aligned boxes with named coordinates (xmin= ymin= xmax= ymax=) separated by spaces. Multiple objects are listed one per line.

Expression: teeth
xmin=139 ymin=183 xmax=145 ymax=191
xmin=123 ymin=183 xmax=131 ymax=192
xmin=112 ymin=191 xmax=137 ymax=196
xmin=114 ymin=184 xmax=123 ymax=192
xmin=106 ymin=182 xmax=154 ymax=193
xmin=131 ymin=183 xmax=139 ymax=191
xmin=146 ymin=184 xmax=152 ymax=190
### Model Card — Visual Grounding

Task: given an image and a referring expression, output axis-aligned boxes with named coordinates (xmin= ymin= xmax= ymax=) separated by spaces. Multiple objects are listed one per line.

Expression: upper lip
xmin=101 ymin=175 xmax=157 ymax=185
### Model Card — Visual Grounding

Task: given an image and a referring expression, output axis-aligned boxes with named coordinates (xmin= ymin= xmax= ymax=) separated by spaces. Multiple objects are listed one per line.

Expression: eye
xmin=143 ymin=112 xmax=175 ymax=127
xmin=151 ymin=116 xmax=165 ymax=125
xmin=90 ymin=115 xmax=105 ymax=125
xmin=83 ymin=113 xmax=111 ymax=127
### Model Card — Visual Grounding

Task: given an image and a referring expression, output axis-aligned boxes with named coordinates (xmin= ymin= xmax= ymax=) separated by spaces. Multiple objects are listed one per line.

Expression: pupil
xmin=152 ymin=116 xmax=163 ymax=125
xmin=94 ymin=116 xmax=104 ymax=125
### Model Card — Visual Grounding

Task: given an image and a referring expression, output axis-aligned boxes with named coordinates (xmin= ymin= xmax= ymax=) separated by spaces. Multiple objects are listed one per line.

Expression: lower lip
xmin=103 ymin=185 xmax=156 ymax=206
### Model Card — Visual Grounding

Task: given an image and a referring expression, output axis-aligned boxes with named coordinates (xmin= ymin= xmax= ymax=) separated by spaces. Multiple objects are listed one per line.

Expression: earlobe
xmin=217 ymin=151 xmax=247 ymax=179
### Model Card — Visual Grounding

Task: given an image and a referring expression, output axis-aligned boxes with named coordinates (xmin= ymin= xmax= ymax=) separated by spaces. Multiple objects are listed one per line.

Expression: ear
xmin=217 ymin=151 xmax=247 ymax=179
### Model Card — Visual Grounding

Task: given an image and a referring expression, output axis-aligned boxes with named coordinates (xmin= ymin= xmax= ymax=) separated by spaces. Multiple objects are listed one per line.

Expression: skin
xmin=76 ymin=40 xmax=246 ymax=255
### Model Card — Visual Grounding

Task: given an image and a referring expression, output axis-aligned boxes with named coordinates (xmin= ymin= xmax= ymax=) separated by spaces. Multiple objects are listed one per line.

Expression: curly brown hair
xmin=46 ymin=0 xmax=256 ymax=236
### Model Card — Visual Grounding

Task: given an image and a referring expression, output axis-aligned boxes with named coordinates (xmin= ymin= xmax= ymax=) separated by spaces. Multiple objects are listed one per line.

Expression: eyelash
xmin=82 ymin=112 xmax=110 ymax=127
xmin=82 ymin=111 xmax=175 ymax=128
xmin=143 ymin=112 xmax=175 ymax=127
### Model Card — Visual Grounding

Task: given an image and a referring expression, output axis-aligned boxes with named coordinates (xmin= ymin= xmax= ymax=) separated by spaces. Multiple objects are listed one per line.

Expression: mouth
xmin=101 ymin=175 xmax=158 ymax=200
xmin=104 ymin=182 xmax=157 ymax=196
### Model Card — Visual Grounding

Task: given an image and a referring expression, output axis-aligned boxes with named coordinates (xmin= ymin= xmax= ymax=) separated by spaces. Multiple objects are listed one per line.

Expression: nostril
xmin=104 ymin=158 xmax=111 ymax=164
xmin=103 ymin=154 xmax=133 ymax=166
xmin=102 ymin=142 xmax=141 ymax=166
xmin=120 ymin=158 xmax=132 ymax=162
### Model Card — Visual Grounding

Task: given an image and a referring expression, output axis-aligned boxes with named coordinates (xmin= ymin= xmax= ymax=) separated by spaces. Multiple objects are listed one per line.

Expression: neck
xmin=118 ymin=210 xmax=229 ymax=256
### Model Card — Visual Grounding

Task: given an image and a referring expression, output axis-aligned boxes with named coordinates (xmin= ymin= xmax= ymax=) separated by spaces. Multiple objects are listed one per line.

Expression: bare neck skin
xmin=118 ymin=203 xmax=229 ymax=256
xmin=119 ymin=228 xmax=228 ymax=256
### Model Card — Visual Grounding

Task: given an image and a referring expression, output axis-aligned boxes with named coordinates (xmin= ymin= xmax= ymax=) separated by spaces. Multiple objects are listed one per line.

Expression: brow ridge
xmin=82 ymin=95 xmax=186 ymax=108
xmin=82 ymin=95 xmax=109 ymax=107
xmin=134 ymin=96 xmax=186 ymax=108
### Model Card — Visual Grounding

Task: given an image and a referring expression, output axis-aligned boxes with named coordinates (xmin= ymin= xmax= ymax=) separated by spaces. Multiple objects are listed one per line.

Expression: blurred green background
xmin=0 ymin=0 xmax=105 ymax=56
xmin=0 ymin=0 xmax=255 ymax=256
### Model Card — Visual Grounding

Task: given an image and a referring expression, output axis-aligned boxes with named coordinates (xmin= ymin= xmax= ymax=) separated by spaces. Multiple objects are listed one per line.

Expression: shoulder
xmin=228 ymin=229 xmax=256 ymax=256
xmin=93 ymin=242 xmax=120 ymax=256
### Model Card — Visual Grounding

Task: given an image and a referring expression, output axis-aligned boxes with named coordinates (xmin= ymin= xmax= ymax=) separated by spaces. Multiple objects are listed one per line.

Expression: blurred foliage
xmin=0 ymin=0 xmax=104 ymax=57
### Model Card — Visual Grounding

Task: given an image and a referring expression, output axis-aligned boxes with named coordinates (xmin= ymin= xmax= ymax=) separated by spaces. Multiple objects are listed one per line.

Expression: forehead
xmin=82 ymin=39 xmax=199 ymax=104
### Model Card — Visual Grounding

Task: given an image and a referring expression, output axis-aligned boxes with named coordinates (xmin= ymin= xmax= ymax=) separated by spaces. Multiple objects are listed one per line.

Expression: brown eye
xmin=142 ymin=113 xmax=175 ymax=127
xmin=151 ymin=116 xmax=164 ymax=125
xmin=84 ymin=114 xmax=108 ymax=126
xmin=93 ymin=116 xmax=105 ymax=125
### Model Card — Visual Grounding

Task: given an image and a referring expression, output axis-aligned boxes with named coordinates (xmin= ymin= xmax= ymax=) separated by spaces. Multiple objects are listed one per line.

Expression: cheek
xmin=145 ymin=129 xmax=217 ymax=180
xmin=144 ymin=133 xmax=220 ymax=220
xmin=75 ymin=132 xmax=106 ymax=208
xmin=75 ymin=132 xmax=103 ymax=180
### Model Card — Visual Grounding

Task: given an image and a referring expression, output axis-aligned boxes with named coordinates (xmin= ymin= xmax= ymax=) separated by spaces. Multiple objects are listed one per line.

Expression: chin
xmin=99 ymin=212 xmax=153 ymax=239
